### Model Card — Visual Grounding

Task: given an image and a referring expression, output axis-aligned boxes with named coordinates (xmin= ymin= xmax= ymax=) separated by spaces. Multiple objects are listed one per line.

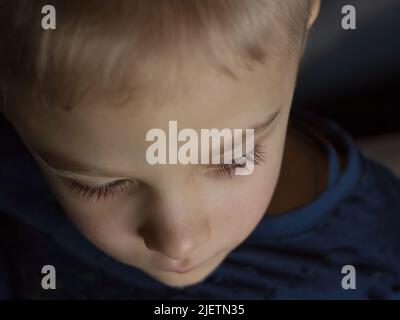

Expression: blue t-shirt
xmin=0 ymin=110 xmax=400 ymax=300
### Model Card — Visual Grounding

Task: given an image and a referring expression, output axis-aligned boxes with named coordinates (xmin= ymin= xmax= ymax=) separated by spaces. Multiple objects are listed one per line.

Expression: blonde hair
xmin=0 ymin=0 xmax=313 ymax=111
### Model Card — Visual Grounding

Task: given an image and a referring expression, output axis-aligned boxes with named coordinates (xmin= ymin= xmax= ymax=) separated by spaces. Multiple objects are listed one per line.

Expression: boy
xmin=0 ymin=0 xmax=399 ymax=299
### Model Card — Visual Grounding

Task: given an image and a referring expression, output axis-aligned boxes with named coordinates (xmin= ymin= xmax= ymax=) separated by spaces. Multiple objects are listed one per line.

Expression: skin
xmin=4 ymin=1 xmax=321 ymax=288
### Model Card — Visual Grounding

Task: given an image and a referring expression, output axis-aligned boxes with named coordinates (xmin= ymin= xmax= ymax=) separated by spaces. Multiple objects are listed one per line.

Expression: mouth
xmin=161 ymin=259 xmax=204 ymax=274
xmin=160 ymin=251 xmax=222 ymax=274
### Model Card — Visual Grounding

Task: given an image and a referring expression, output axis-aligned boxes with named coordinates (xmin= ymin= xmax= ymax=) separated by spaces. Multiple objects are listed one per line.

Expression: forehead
xmin=10 ymin=55 xmax=296 ymax=165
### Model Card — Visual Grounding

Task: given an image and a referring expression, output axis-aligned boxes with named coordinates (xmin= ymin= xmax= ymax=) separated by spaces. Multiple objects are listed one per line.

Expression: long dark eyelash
xmin=64 ymin=179 xmax=130 ymax=202
xmin=215 ymin=143 xmax=266 ymax=179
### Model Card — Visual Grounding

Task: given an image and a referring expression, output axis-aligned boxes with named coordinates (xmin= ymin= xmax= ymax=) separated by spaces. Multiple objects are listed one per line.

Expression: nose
xmin=139 ymin=213 xmax=211 ymax=260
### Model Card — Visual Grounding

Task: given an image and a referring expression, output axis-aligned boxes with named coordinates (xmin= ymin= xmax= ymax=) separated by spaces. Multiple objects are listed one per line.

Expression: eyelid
xmin=206 ymin=143 xmax=266 ymax=178
xmin=210 ymin=150 xmax=249 ymax=165
xmin=209 ymin=136 xmax=262 ymax=166
xmin=208 ymin=120 xmax=275 ymax=164
xmin=55 ymin=170 xmax=127 ymax=185
xmin=62 ymin=178 xmax=132 ymax=202
xmin=61 ymin=176 xmax=131 ymax=188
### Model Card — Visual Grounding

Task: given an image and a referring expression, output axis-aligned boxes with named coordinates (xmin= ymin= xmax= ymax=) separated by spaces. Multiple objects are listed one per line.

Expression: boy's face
xmin=7 ymin=52 xmax=300 ymax=287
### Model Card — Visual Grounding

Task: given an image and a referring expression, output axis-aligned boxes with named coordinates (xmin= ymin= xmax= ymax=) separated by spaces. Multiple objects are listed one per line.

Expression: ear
xmin=307 ymin=0 xmax=321 ymax=29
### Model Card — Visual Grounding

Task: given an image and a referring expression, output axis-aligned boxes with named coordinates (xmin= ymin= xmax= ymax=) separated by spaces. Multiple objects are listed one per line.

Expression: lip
xmin=158 ymin=250 xmax=225 ymax=274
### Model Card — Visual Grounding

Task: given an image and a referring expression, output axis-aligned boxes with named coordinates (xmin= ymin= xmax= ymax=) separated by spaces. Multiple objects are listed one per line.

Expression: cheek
xmin=208 ymin=160 xmax=282 ymax=249
xmin=49 ymin=192 xmax=149 ymax=267
xmin=42 ymin=173 xmax=142 ymax=252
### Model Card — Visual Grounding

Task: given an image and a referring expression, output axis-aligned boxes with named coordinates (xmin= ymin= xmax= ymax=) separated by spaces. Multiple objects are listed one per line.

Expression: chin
xmin=157 ymin=274 xmax=208 ymax=289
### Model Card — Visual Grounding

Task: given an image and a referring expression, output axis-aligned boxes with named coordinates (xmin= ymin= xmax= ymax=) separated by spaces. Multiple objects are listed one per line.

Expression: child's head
xmin=0 ymin=0 xmax=320 ymax=287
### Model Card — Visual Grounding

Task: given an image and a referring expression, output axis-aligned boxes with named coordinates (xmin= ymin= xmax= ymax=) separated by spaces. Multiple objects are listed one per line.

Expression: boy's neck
xmin=267 ymin=125 xmax=330 ymax=216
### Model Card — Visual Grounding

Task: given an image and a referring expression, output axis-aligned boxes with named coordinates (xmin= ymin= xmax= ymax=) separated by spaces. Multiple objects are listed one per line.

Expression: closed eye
xmin=62 ymin=178 xmax=132 ymax=202
xmin=60 ymin=143 xmax=266 ymax=201
xmin=212 ymin=143 xmax=266 ymax=178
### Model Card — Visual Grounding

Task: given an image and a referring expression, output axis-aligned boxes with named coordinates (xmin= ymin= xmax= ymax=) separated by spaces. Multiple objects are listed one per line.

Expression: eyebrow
xmin=31 ymin=148 xmax=128 ymax=179
xmin=32 ymin=108 xmax=282 ymax=179
xmin=210 ymin=108 xmax=281 ymax=158
xmin=251 ymin=108 xmax=281 ymax=134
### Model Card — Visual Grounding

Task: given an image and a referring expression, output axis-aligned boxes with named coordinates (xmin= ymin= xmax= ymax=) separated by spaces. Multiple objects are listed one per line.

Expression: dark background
xmin=294 ymin=0 xmax=400 ymax=138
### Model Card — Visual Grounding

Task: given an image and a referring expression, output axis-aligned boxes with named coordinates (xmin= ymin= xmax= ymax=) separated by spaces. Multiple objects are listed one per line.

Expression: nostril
xmin=142 ymin=237 xmax=155 ymax=252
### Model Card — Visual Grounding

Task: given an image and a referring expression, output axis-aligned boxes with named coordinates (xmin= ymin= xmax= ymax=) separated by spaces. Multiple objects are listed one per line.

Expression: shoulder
xmin=349 ymin=156 xmax=400 ymax=216
xmin=332 ymin=154 xmax=400 ymax=256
